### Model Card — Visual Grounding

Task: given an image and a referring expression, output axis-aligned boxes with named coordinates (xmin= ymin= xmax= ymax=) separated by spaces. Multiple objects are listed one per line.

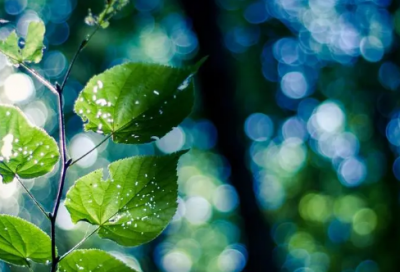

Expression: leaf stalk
xmin=59 ymin=227 xmax=99 ymax=262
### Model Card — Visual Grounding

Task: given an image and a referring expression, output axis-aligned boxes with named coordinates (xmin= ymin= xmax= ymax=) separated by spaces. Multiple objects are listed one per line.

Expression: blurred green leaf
xmin=21 ymin=21 xmax=45 ymax=63
xmin=0 ymin=104 xmax=60 ymax=183
xmin=65 ymin=151 xmax=186 ymax=246
xmin=74 ymin=62 xmax=195 ymax=144
xmin=0 ymin=21 xmax=45 ymax=64
xmin=86 ymin=0 xmax=130 ymax=29
xmin=0 ymin=31 xmax=20 ymax=63
xmin=0 ymin=215 xmax=51 ymax=266
xmin=59 ymin=249 xmax=137 ymax=272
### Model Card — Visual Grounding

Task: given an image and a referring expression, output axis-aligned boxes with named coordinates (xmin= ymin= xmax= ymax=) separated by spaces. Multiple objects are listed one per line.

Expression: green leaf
xmin=0 ymin=31 xmax=20 ymax=63
xmin=86 ymin=0 xmax=129 ymax=29
xmin=74 ymin=62 xmax=195 ymax=144
xmin=0 ymin=21 xmax=45 ymax=64
xmin=59 ymin=249 xmax=138 ymax=272
xmin=0 ymin=215 xmax=51 ymax=266
xmin=65 ymin=151 xmax=186 ymax=246
xmin=21 ymin=21 xmax=45 ymax=63
xmin=0 ymin=104 xmax=60 ymax=183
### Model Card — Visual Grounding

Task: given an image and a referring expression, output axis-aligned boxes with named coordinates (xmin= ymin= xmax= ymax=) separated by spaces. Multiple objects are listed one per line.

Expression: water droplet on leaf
xmin=18 ymin=38 xmax=25 ymax=49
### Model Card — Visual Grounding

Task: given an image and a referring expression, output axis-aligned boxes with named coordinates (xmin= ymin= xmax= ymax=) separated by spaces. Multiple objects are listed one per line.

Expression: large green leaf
xmin=65 ymin=151 xmax=185 ymax=246
xmin=59 ymin=249 xmax=137 ymax=272
xmin=0 ymin=104 xmax=60 ymax=183
xmin=0 ymin=215 xmax=51 ymax=266
xmin=0 ymin=21 xmax=45 ymax=64
xmin=74 ymin=62 xmax=196 ymax=144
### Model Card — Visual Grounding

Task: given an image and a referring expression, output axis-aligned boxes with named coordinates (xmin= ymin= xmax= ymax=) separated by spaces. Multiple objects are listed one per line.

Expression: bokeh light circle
xmin=338 ymin=157 xmax=367 ymax=187
xmin=244 ymin=1 xmax=269 ymax=24
xmin=218 ymin=248 xmax=247 ymax=272
xmin=244 ymin=113 xmax=274 ymax=142
xmin=162 ymin=251 xmax=192 ymax=272
xmin=360 ymin=36 xmax=384 ymax=62
xmin=212 ymin=185 xmax=239 ymax=213
xmin=352 ymin=208 xmax=378 ymax=236
xmin=5 ymin=0 xmax=27 ymax=15
xmin=281 ymin=72 xmax=308 ymax=99
xmin=4 ymin=73 xmax=35 ymax=103
xmin=42 ymin=51 xmax=68 ymax=78
xmin=386 ymin=118 xmax=400 ymax=146
xmin=156 ymin=126 xmax=186 ymax=153
xmin=356 ymin=260 xmax=379 ymax=272
xmin=69 ymin=134 xmax=98 ymax=168
xmin=392 ymin=157 xmax=400 ymax=181
xmin=184 ymin=196 xmax=212 ymax=225
xmin=315 ymin=101 xmax=345 ymax=133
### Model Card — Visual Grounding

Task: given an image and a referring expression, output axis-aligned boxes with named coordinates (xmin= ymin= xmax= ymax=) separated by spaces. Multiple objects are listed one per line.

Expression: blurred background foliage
xmin=1 ymin=0 xmax=400 ymax=271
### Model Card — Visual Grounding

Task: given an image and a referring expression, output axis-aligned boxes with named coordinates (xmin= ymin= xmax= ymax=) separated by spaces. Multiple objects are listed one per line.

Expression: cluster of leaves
xmin=0 ymin=1 xmax=201 ymax=271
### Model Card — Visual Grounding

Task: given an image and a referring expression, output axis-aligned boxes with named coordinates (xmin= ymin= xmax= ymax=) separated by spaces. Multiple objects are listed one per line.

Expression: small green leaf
xmin=74 ymin=63 xmax=195 ymax=144
xmin=86 ymin=0 xmax=129 ymax=29
xmin=0 ymin=21 xmax=45 ymax=64
xmin=0 ymin=31 xmax=21 ymax=63
xmin=0 ymin=215 xmax=51 ymax=266
xmin=0 ymin=104 xmax=60 ymax=183
xmin=59 ymin=249 xmax=138 ymax=272
xmin=65 ymin=151 xmax=186 ymax=246
xmin=21 ymin=21 xmax=45 ymax=63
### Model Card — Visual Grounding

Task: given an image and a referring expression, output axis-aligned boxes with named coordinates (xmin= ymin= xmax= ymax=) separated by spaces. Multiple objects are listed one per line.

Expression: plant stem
xmin=49 ymin=24 xmax=101 ymax=270
xmin=50 ymin=84 xmax=71 ymax=272
xmin=48 ymin=14 xmax=109 ymax=271
xmin=59 ymin=227 xmax=99 ymax=261
xmin=16 ymin=176 xmax=49 ymax=219
xmin=70 ymin=134 xmax=112 ymax=167
xmin=19 ymin=63 xmax=58 ymax=95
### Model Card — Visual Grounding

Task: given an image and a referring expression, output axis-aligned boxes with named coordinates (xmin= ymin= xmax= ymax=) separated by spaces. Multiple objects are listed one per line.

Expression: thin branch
xmin=16 ymin=176 xmax=49 ymax=219
xmin=70 ymin=134 xmax=112 ymax=167
xmin=59 ymin=25 xmax=100 ymax=91
xmin=60 ymin=0 xmax=116 ymax=91
xmin=60 ymin=40 xmax=87 ymax=91
xmin=19 ymin=63 xmax=58 ymax=95
xmin=51 ymin=160 xmax=70 ymax=221
xmin=59 ymin=227 xmax=99 ymax=261
xmin=49 ymin=4 xmax=114 ymax=270
xmin=0 ymin=161 xmax=49 ymax=219
xmin=51 ymin=84 xmax=70 ymax=222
